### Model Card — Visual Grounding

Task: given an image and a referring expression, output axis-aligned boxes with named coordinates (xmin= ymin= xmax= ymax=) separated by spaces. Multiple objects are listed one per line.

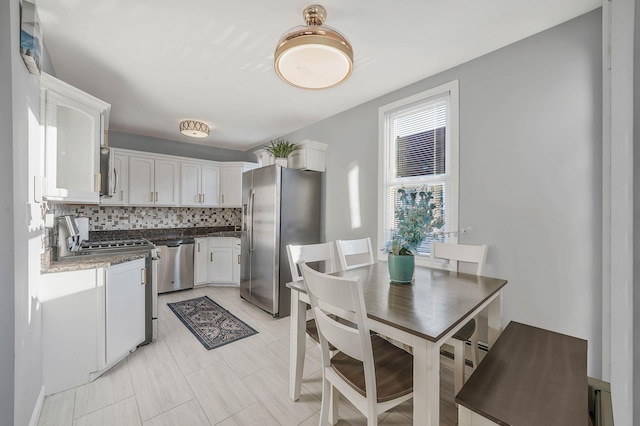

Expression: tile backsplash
xmin=53 ymin=205 xmax=241 ymax=231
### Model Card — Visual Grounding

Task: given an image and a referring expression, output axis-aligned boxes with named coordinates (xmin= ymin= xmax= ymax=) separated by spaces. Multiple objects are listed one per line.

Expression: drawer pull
xmin=141 ymin=268 xmax=146 ymax=285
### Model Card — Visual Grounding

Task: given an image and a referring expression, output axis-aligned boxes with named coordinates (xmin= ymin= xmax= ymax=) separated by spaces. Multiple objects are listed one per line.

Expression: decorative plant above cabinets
xmin=40 ymin=72 xmax=111 ymax=204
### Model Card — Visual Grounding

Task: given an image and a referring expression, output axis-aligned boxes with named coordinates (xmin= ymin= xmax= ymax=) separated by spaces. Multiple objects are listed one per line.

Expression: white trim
xmin=377 ymin=80 xmax=460 ymax=263
xmin=28 ymin=385 xmax=45 ymax=426
xmin=601 ymin=0 xmax=612 ymax=383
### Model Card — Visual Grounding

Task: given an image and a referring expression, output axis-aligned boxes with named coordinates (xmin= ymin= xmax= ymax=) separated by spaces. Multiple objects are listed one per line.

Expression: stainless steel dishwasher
xmin=156 ymin=239 xmax=195 ymax=293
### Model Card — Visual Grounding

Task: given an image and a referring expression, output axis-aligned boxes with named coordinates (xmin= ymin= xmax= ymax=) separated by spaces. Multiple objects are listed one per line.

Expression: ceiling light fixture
xmin=274 ymin=4 xmax=353 ymax=90
xmin=179 ymin=120 xmax=210 ymax=138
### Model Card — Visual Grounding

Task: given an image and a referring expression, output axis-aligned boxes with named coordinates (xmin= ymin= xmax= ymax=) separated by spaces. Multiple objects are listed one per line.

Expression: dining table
xmin=287 ymin=261 xmax=508 ymax=426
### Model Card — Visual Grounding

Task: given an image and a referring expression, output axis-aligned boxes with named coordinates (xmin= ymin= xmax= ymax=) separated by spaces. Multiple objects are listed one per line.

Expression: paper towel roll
xmin=76 ymin=217 xmax=89 ymax=242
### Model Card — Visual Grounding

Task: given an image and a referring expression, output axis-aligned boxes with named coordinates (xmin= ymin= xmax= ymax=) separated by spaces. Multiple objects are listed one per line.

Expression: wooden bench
xmin=456 ymin=321 xmax=588 ymax=426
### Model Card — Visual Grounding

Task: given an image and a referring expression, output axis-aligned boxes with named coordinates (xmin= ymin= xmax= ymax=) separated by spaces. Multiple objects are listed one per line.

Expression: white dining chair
xmin=300 ymin=263 xmax=413 ymax=425
xmin=286 ymin=242 xmax=339 ymax=363
xmin=335 ymin=237 xmax=375 ymax=271
xmin=431 ymin=241 xmax=488 ymax=395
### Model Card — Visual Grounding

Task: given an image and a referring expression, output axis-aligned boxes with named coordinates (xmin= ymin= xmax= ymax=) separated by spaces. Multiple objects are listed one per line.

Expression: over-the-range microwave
xmin=99 ymin=146 xmax=115 ymax=198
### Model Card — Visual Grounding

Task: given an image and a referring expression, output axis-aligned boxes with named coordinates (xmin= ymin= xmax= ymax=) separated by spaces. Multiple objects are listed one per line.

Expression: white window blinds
xmin=379 ymin=82 xmax=459 ymax=258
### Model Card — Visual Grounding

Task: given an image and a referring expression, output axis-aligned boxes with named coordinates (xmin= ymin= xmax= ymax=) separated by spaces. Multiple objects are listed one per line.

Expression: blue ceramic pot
xmin=387 ymin=254 xmax=415 ymax=283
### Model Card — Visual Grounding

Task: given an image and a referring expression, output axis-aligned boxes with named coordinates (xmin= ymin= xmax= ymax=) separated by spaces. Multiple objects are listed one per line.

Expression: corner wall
xmin=0 ymin=0 xmax=16 ymax=423
xmin=9 ymin=0 xmax=46 ymax=424
xmin=282 ymin=10 xmax=604 ymax=375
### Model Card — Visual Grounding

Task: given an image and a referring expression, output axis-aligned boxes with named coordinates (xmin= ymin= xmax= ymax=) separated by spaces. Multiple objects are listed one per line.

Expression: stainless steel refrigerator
xmin=240 ymin=165 xmax=322 ymax=317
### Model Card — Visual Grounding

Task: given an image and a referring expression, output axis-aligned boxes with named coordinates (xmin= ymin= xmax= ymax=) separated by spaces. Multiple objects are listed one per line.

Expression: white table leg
xmin=289 ymin=288 xmax=307 ymax=401
xmin=486 ymin=291 xmax=503 ymax=347
xmin=413 ymin=339 xmax=440 ymax=426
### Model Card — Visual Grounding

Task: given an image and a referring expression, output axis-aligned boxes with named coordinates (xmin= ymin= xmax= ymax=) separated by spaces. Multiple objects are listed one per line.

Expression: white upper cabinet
xmin=41 ymin=73 xmax=110 ymax=204
xmin=128 ymin=155 xmax=179 ymax=206
xmin=180 ymin=161 xmax=219 ymax=207
xmin=220 ymin=163 xmax=257 ymax=207
xmin=128 ymin=156 xmax=155 ymax=206
xmin=104 ymin=148 xmax=256 ymax=207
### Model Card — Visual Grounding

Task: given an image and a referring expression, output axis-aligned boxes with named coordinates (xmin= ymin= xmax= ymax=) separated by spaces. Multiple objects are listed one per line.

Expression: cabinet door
xmin=44 ymin=90 xmax=101 ymax=204
xmin=180 ymin=162 xmax=202 ymax=206
xmin=100 ymin=152 xmax=128 ymax=205
xmin=201 ymin=164 xmax=220 ymax=207
xmin=42 ymin=269 xmax=99 ymax=395
xmin=128 ymin=155 xmax=155 ymax=205
xmin=155 ymin=159 xmax=180 ymax=206
xmin=220 ymin=166 xmax=243 ymax=207
xmin=210 ymin=247 xmax=234 ymax=282
xmin=194 ymin=238 xmax=210 ymax=285
xmin=105 ymin=258 xmax=146 ymax=366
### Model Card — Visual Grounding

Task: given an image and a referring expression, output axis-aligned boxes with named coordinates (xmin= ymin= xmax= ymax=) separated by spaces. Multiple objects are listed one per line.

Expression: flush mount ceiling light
xmin=179 ymin=120 xmax=210 ymax=138
xmin=274 ymin=4 xmax=353 ymax=90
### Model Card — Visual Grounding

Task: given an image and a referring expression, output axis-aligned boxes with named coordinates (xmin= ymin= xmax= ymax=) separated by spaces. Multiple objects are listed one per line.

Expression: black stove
xmin=78 ymin=237 xmax=156 ymax=255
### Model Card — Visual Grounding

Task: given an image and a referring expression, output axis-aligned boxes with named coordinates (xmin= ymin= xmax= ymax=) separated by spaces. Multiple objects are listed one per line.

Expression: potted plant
xmin=265 ymin=139 xmax=299 ymax=167
xmin=383 ymin=187 xmax=444 ymax=283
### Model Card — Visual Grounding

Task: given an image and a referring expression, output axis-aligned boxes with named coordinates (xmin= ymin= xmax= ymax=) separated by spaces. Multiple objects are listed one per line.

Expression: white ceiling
xmin=36 ymin=0 xmax=601 ymax=151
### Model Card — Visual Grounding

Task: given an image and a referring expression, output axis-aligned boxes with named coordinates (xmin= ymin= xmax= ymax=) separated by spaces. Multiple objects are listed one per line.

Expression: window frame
xmin=377 ymin=80 xmax=460 ymax=266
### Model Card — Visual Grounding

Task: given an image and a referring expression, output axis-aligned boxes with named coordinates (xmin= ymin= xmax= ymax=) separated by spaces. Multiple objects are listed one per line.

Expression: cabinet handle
xmin=155 ymin=192 xmax=158 ymax=202
xmin=221 ymin=194 xmax=224 ymax=204
xmin=238 ymin=254 xmax=241 ymax=264
xmin=201 ymin=194 xmax=204 ymax=203
xmin=151 ymin=191 xmax=154 ymax=202
xmin=210 ymin=253 xmax=213 ymax=262
xmin=120 ymin=190 xmax=124 ymax=201
xmin=95 ymin=173 xmax=101 ymax=192
xmin=197 ymin=242 xmax=200 ymax=252
xmin=141 ymin=268 xmax=146 ymax=285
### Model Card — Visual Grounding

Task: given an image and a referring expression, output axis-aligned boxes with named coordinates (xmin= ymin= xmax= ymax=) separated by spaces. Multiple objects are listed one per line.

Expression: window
xmin=378 ymin=80 xmax=459 ymax=263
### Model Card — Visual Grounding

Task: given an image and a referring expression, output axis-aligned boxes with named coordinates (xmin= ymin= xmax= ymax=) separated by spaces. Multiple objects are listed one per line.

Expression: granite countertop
xmin=43 ymin=252 xmax=149 ymax=274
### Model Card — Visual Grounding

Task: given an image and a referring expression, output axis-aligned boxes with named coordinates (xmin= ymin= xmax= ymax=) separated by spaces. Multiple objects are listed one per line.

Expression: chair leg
xmin=470 ymin=315 xmax=480 ymax=369
xmin=319 ymin=377 xmax=333 ymax=426
xmin=453 ymin=338 xmax=465 ymax=396
xmin=328 ymin=386 xmax=338 ymax=425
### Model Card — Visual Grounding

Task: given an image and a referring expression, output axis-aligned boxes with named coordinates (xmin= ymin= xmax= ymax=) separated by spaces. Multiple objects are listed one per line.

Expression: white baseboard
xmin=28 ymin=385 xmax=45 ymax=426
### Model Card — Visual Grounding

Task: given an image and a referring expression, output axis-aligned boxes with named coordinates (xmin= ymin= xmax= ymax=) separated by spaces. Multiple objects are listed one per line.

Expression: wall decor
xmin=20 ymin=0 xmax=42 ymax=75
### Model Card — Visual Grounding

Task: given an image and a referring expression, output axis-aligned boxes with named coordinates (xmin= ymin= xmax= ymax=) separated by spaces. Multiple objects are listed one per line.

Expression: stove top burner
xmin=79 ymin=237 xmax=155 ymax=252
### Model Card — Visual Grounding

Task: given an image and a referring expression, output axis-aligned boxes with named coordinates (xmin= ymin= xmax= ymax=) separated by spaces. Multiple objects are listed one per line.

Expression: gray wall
xmin=0 ymin=0 xmax=16 ymax=424
xmin=110 ymin=131 xmax=252 ymax=162
xmin=282 ymin=10 xmax=604 ymax=375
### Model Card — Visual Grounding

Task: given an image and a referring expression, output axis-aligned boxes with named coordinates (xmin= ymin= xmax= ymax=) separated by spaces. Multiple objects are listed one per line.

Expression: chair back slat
xmin=287 ymin=242 xmax=337 ymax=282
xmin=431 ymin=241 xmax=488 ymax=275
xmin=300 ymin=263 xmax=372 ymax=364
xmin=336 ymin=238 xmax=375 ymax=271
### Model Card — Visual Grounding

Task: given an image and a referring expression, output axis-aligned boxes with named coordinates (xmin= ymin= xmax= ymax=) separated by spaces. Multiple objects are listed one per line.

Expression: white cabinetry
xmin=100 ymin=150 xmax=129 ymax=205
xmin=220 ymin=163 xmax=257 ymax=207
xmin=40 ymin=73 xmax=110 ymax=204
xmin=128 ymin=155 xmax=179 ymax=206
xmin=42 ymin=258 xmax=146 ymax=395
xmin=181 ymin=161 xmax=220 ymax=207
xmin=105 ymin=259 xmax=146 ymax=365
xmin=194 ymin=237 xmax=240 ymax=285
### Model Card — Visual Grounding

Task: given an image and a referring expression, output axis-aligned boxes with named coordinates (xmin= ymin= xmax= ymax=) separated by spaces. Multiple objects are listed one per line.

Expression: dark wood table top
xmin=287 ymin=262 xmax=508 ymax=342
xmin=455 ymin=321 xmax=588 ymax=426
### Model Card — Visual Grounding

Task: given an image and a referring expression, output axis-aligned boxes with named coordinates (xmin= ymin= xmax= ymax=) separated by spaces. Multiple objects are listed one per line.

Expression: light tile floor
xmin=38 ymin=286 xmax=463 ymax=425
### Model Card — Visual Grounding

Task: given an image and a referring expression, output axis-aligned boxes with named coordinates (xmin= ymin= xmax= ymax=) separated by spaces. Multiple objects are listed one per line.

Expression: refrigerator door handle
xmin=249 ymin=189 xmax=255 ymax=252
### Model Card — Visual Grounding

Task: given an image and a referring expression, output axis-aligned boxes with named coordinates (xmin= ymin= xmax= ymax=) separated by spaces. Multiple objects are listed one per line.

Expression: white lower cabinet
xmin=194 ymin=237 xmax=240 ymax=285
xmin=105 ymin=259 xmax=146 ymax=366
xmin=42 ymin=258 xmax=146 ymax=395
